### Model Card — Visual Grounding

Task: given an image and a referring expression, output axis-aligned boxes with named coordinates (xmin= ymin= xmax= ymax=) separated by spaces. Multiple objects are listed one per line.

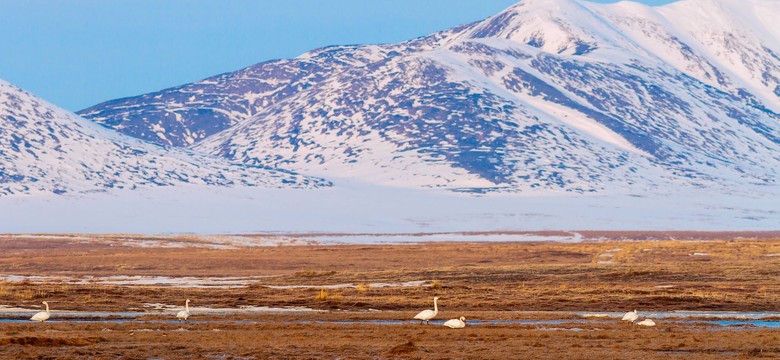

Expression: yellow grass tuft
xmin=431 ymin=280 xmax=442 ymax=289
xmin=15 ymin=289 xmax=39 ymax=300
xmin=315 ymin=289 xmax=343 ymax=301
xmin=0 ymin=280 xmax=10 ymax=297
xmin=356 ymin=283 xmax=368 ymax=292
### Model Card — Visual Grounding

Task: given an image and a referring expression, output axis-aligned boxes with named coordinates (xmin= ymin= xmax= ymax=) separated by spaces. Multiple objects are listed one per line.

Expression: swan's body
xmin=176 ymin=299 xmax=190 ymax=322
xmin=30 ymin=301 xmax=50 ymax=322
xmin=443 ymin=316 xmax=466 ymax=329
xmin=636 ymin=319 xmax=656 ymax=327
xmin=621 ymin=309 xmax=639 ymax=323
xmin=413 ymin=296 xmax=439 ymax=324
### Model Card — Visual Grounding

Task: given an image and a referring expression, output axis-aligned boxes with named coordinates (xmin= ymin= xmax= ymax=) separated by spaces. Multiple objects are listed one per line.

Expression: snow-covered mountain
xmin=0 ymin=79 xmax=327 ymax=196
xmin=79 ymin=0 xmax=780 ymax=192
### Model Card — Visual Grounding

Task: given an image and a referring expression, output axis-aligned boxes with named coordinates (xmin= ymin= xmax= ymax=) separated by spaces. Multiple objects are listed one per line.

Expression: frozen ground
xmin=1 ymin=179 xmax=777 ymax=234
xmin=0 ymin=304 xmax=325 ymax=318
xmin=0 ymin=274 xmax=433 ymax=291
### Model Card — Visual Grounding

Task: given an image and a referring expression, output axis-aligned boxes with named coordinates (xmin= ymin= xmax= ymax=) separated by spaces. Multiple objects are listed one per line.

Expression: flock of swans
xmin=411 ymin=296 xmax=465 ymax=329
xmin=28 ymin=297 xmax=656 ymax=328
xmin=621 ymin=309 xmax=657 ymax=327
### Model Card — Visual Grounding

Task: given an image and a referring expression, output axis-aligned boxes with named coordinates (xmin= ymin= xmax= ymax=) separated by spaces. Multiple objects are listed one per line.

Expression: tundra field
xmin=0 ymin=232 xmax=779 ymax=359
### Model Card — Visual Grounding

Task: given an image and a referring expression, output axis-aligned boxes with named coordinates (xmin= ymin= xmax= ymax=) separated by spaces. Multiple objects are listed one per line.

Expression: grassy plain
xmin=0 ymin=232 xmax=778 ymax=359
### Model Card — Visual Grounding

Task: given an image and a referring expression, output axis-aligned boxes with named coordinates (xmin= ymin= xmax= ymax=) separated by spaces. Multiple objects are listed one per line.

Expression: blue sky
xmin=0 ymin=0 xmax=676 ymax=111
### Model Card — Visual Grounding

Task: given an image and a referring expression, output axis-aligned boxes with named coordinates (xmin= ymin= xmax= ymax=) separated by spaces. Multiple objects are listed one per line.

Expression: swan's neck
xmin=433 ymin=298 xmax=438 ymax=313
xmin=185 ymin=302 xmax=189 ymax=312
xmin=44 ymin=303 xmax=49 ymax=313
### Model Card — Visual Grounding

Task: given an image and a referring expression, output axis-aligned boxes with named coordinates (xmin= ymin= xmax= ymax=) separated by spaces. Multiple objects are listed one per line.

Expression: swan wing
xmin=414 ymin=309 xmax=435 ymax=321
xmin=30 ymin=311 xmax=49 ymax=321
xmin=176 ymin=310 xmax=189 ymax=319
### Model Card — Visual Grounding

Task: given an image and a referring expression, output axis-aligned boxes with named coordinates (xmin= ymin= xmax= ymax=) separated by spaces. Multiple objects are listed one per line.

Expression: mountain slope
xmin=78 ymin=0 xmax=780 ymax=192
xmin=0 ymin=79 xmax=327 ymax=196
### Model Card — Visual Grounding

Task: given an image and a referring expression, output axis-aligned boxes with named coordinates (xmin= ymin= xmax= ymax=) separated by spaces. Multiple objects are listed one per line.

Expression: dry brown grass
xmin=1 ymin=236 xmax=780 ymax=312
xmin=0 ymin=318 xmax=778 ymax=359
xmin=1 ymin=234 xmax=780 ymax=358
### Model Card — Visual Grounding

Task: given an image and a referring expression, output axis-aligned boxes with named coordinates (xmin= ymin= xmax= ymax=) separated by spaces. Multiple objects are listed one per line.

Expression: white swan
xmin=176 ymin=299 xmax=190 ymax=322
xmin=30 ymin=301 xmax=50 ymax=322
xmin=636 ymin=319 xmax=656 ymax=327
xmin=413 ymin=296 xmax=439 ymax=324
xmin=621 ymin=309 xmax=639 ymax=323
xmin=443 ymin=316 xmax=466 ymax=329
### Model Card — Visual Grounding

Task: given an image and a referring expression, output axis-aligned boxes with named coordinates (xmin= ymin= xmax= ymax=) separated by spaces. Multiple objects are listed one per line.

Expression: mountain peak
xmin=465 ymin=0 xmax=608 ymax=56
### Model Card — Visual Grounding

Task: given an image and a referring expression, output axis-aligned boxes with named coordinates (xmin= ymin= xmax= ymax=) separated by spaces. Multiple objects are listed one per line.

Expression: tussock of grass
xmin=0 ymin=281 xmax=10 ymax=297
xmin=315 ymin=289 xmax=342 ymax=302
xmin=296 ymin=271 xmax=337 ymax=278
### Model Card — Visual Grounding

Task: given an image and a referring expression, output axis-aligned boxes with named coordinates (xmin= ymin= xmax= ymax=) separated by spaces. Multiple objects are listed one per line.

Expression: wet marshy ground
xmin=2 ymin=314 xmax=779 ymax=359
xmin=1 ymin=234 xmax=779 ymax=358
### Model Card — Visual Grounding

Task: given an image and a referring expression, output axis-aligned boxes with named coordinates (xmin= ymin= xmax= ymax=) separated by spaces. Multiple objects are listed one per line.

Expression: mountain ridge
xmin=0 ymin=79 xmax=328 ymax=196
xmin=78 ymin=0 xmax=780 ymax=192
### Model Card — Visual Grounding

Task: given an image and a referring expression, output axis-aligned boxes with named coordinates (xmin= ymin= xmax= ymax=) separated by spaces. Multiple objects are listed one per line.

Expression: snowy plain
xmin=1 ymin=178 xmax=777 ymax=234
xmin=2 ymin=0 xmax=779 ymax=236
